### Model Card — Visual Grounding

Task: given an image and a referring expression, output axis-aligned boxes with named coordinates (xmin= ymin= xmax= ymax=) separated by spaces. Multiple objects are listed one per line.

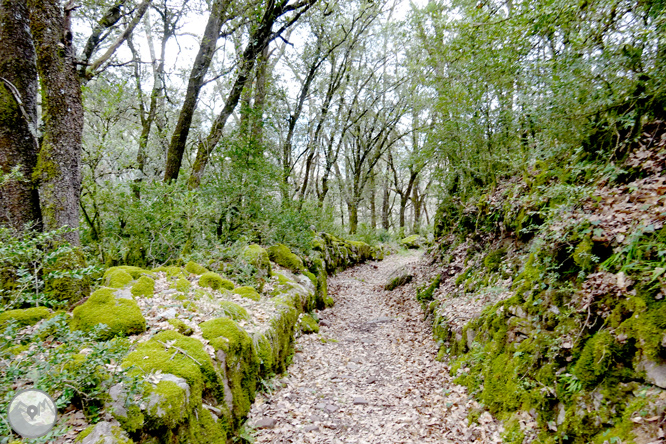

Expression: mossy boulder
xmin=105 ymin=266 xmax=150 ymax=280
xmin=219 ymin=301 xmax=249 ymax=321
xmin=0 ymin=307 xmax=52 ymax=328
xmin=267 ymin=244 xmax=304 ymax=273
xmin=76 ymin=421 xmax=133 ymax=444
xmin=153 ymin=266 xmax=187 ymax=279
xmin=144 ymin=375 xmax=192 ymax=429
xmin=168 ymin=318 xmax=193 ymax=336
xmin=44 ymin=248 xmax=91 ymax=305
xmin=122 ymin=330 xmax=220 ymax=407
xmin=241 ymin=245 xmax=272 ymax=277
xmin=200 ymin=317 xmax=259 ymax=423
xmin=385 ymin=273 xmax=413 ymax=291
xmin=399 ymin=234 xmax=423 ymax=249
xmin=199 ymin=272 xmax=234 ymax=291
xmin=71 ymin=288 xmax=146 ymax=340
xmin=232 ymin=286 xmax=260 ymax=301
xmin=105 ymin=269 xmax=133 ymax=289
xmin=185 ymin=261 xmax=208 ymax=275
xmin=298 ymin=313 xmax=319 ymax=334
xmin=131 ymin=276 xmax=155 ymax=298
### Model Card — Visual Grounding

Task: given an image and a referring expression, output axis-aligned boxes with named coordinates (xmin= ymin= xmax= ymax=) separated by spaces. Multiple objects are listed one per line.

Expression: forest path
xmin=247 ymin=252 xmax=503 ymax=443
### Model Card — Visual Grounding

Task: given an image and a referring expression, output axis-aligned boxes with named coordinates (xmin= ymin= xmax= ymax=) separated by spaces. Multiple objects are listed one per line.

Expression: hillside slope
xmin=419 ymin=122 xmax=666 ymax=443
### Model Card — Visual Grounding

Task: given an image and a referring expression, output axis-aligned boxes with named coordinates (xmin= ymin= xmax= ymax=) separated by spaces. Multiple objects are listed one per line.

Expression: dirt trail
xmin=247 ymin=252 xmax=502 ymax=443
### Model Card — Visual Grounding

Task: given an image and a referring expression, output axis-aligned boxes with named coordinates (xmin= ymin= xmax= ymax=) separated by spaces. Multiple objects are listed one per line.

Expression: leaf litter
xmin=247 ymin=252 xmax=503 ymax=443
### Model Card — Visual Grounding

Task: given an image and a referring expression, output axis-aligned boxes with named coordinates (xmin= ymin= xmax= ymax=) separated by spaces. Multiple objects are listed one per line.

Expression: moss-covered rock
xmin=199 ymin=272 xmax=234 ymax=291
xmin=385 ymin=273 xmax=413 ymax=291
xmin=105 ymin=268 xmax=133 ymax=289
xmin=200 ymin=318 xmax=259 ymax=423
xmin=232 ymin=286 xmax=260 ymax=301
xmin=267 ymin=244 xmax=304 ymax=273
xmin=0 ymin=306 xmax=52 ymax=328
xmin=131 ymin=276 xmax=155 ymax=298
xmin=44 ymin=248 xmax=91 ymax=305
xmin=175 ymin=278 xmax=191 ymax=293
xmin=185 ymin=261 xmax=208 ymax=275
xmin=399 ymin=234 xmax=423 ymax=249
xmin=122 ymin=331 xmax=220 ymax=407
xmin=241 ymin=245 xmax=271 ymax=277
xmin=168 ymin=318 xmax=193 ymax=336
xmin=71 ymin=288 xmax=146 ymax=339
xmin=105 ymin=266 xmax=150 ymax=280
xmin=153 ymin=266 xmax=187 ymax=279
xmin=219 ymin=301 xmax=249 ymax=321
xmin=298 ymin=314 xmax=319 ymax=334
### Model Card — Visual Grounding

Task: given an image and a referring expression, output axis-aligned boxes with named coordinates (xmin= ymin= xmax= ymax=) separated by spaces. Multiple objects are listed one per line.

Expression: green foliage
xmin=0 ymin=314 xmax=141 ymax=435
xmin=0 ymin=226 xmax=99 ymax=309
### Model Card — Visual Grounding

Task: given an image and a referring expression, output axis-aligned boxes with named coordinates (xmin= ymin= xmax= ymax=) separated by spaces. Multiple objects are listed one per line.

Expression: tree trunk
xmin=381 ymin=168 xmax=390 ymax=230
xmin=189 ymin=0 xmax=315 ymax=189
xmin=0 ymin=0 xmax=41 ymax=231
xmin=348 ymin=200 xmax=358 ymax=235
xmin=163 ymin=0 xmax=232 ymax=182
xmin=412 ymin=175 xmax=421 ymax=234
xmin=369 ymin=172 xmax=376 ymax=229
xmin=28 ymin=0 xmax=84 ymax=245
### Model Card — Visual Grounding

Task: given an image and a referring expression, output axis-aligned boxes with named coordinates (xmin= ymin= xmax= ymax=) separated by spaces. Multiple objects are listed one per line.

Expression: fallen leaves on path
xmin=248 ymin=252 xmax=503 ymax=443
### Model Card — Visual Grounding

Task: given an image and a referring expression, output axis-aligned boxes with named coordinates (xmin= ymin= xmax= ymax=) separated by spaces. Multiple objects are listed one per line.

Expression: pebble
xmin=353 ymin=396 xmax=368 ymax=405
xmin=254 ymin=417 xmax=277 ymax=429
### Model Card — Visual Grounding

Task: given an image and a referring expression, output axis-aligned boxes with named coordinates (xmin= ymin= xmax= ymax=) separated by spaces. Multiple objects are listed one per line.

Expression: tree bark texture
xmin=0 ymin=0 xmax=41 ymax=232
xmin=28 ymin=0 xmax=84 ymax=245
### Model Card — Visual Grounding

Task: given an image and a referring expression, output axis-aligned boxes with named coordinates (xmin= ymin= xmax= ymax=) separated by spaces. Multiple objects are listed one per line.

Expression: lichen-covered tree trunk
xmin=28 ymin=0 xmax=84 ymax=245
xmin=0 ymin=0 xmax=41 ymax=231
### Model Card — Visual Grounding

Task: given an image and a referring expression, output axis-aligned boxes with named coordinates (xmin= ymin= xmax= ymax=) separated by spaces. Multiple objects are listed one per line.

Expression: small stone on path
xmin=254 ymin=418 xmax=277 ymax=429
xmin=353 ymin=396 xmax=368 ymax=405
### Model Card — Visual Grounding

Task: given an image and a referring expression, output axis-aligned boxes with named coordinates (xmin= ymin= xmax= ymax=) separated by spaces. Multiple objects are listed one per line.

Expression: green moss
xmin=153 ymin=266 xmax=187 ymax=279
xmin=168 ymin=318 xmax=193 ymax=336
xmin=399 ymin=234 xmax=422 ymax=249
xmin=175 ymin=278 xmax=191 ymax=293
xmin=184 ymin=405 xmax=229 ymax=443
xmin=324 ymin=294 xmax=335 ymax=307
xmin=298 ymin=314 xmax=319 ymax=334
xmin=255 ymin=335 xmax=274 ymax=375
xmin=241 ymin=244 xmax=272 ymax=276
xmin=267 ymin=244 xmax=304 ymax=273
xmin=385 ymin=273 xmax=413 ymax=291
xmin=105 ymin=266 xmax=150 ymax=280
xmin=219 ymin=301 xmax=249 ymax=321
xmin=199 ymin=272 xmax=234 ymax=291
xmin=501 ymin=416 xmax=526 ymax=444
xmin=574 ymin=330 xmax=618 ymax=388
xmin=115 ymin=403 xmax=144 ymax=433
xmin=233 ymin=286 xmax=260 ymax=301
xmin=75 ymin=424 xmax=95 ymax=442
xmin=122 ymin=330 xmax=219 ymax=406
xmin=416 ymin=274 xmax=442 ymax=306
xmin=185 ymin=261 xmax=208 ymax=275
xmin=145 ymin=380 xmax=189 ymax=429
xmin=199 ymin=317 xmax=259 ymax=423
xmin=105 ymin=268 xmax=133 ymax=289
xmin=573 ymin=237 xmax=594 ymax=271
xmin=131 ymin=276 xmax=155 ymax=298
xmin=183 ymin=300 xmax=197 ymax=312
xmin=71 ymin=288 xmax=146 ymax=340
xmin=0 ymin=307 xmax=51 ymax=328
xmin=44 ymin=248 xmax=90 ymax=305
xmin=484 ymin=248 xmax=507 ymax=272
